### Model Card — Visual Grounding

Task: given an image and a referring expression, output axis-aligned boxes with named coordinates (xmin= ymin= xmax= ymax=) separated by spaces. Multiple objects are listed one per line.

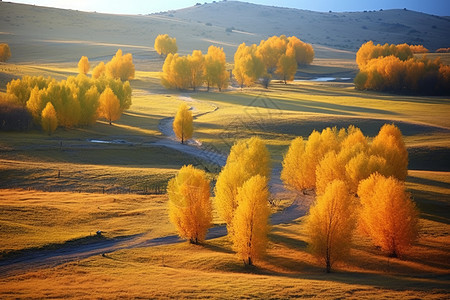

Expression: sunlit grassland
xmin=0 ymin=170 xmax=448 ymax=299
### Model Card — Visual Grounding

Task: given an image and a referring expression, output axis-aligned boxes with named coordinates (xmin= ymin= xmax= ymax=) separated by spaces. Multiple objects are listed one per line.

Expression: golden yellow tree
xmin=305 ymin=180 xmax=356 ymax=273
xmin=161 ymin=53 xmax=191 ymax=90
xmin=370 ymin=124 xmax=408 ymax=180
xmin=231 ymin=175 xmax=270 ymax=266
xmin=233 ymin=43 xmax=264 ymax=88
xmin=78 ymin=56 xmax=90 ymax=75
xmin=98 ymin=87 xmax=121 ymax=125
xmin=358 ymin=173 xmax=419 ymax=257
xmin=315 ymin=151 xmax=347 ymax=195
xmin=204 ymin=45 xmax=229 ymax=91
xmin=167 ymin=165 xmax=212 ymax=244
xmin=154 ymin=34 xmax=178 ymax=57
xmin=106 ymin=49 xmax=135 ymax=81
xmin=287 ymin=36 xmax=314 ymax=65
xmin=188 ymin=50 xmax=204 ymax=90
xmin=0 ymin=43 xmax=12 ymax=62
xmin=92 ymin=62 xmax=106 ymax=79
xmin=173 ymin=103 xmax=193 ymax=144
xmin=41 ymin=102 xmax=57 ymax=135
xmin=215 ymin=137 xmax=270 ymax=231
xmin=276 ymin=53 xmax=297 ymax=84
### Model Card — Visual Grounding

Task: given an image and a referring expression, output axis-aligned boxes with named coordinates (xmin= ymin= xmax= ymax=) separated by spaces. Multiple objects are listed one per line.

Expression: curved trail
xmin=0 ymin=94 xmax=312 ymax=277
xmin=153 ymin=95 xmax=226 ymax=166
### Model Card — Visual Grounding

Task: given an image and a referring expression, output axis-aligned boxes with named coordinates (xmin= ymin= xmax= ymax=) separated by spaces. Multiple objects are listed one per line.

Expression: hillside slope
xmin=166 ymin=1 xmax=450 ymax=51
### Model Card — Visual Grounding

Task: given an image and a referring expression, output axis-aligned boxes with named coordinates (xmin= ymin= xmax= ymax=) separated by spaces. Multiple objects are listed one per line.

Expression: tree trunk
xmin=248 ymin=256 xmax=252 ymax=266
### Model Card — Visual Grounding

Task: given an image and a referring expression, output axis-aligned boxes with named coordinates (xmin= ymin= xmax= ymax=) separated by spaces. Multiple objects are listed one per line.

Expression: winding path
xmin=0 ymin=94 xmax=312 ymax=277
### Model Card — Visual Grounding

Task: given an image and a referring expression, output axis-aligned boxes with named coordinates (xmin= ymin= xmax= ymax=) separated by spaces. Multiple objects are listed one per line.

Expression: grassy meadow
xmin=1 ymin=1 xmax=449 ymax=299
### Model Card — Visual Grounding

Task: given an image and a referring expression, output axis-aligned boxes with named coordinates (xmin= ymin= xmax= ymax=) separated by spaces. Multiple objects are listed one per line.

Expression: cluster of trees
xmin=436 ymin=48 xmax=450 ymax=53
xmin=355 ymin=41 xmax=450 ymax=95
xmin=91 ymin=49 xmax=135 ymax=81
xmin=282 ymin=124 xmax=418 ymax=272
xmin=161 ymin=46 xmax=228 ymax=91
xmin=168 ymin=137 xmax=271 ymax=266
xmin=234 ymin=35 xmax=314 ymax=88
xmin=0 ymin=43 xmax=11 ymax=62
xmin=2 ymin=49 xmax=134 ymax=133
xmin=168 ymin=125 xmax=419 ymax=271
xmin=158 ymin=33 xmax=314 ymax=90
xmin=154 ymin=34 xmax=178 ymax=57
xmin=0 ymin=94 xmax=32 ymax=131
xmin=409 ymin=45 xmax=429 ymax=54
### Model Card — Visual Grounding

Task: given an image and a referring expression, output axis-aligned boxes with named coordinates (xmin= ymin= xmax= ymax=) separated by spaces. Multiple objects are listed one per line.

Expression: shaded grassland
xmin=0 ymin=169 xmax=448 ymax=299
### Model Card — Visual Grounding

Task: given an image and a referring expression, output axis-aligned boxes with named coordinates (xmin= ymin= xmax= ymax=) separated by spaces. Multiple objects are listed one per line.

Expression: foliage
xmin=306 ymin=180 xmax=356 ymax=272
xmin=105 ymin=49 xmax=135 ymax=81
xmin=92 ymin=62 xmax=106 ymax=79
xmin=78 ymin=56 xmax=90 ymax=75
xmin=436 ymin=47 xmax=450 ymax=53
xmin=98 ymin=87 xmax=121 ymax=125
xmin=233 ymin=43 xmax=265 ymax=88
xmin=370 ymin=124 xmax=408 ymax=181
xmin=41 ymin=102 xmax=58 ymax=135
xmin=282 ymin=124 xmax=407 ymax=195
xmin=161 ymin=46 xmax=229 ymax=91
xmin=173 ymin=103 xmax=193 ymax=144
xmin=356 ymin=41 xmax=413 ymax=69
xmin=167 ymin=165 xmax=212 ymax=244
xmin=154 ymin=34 xmax=178 ymax=57
xmin=215 ymin=137 xmax=270 ymax=231
xmin=358 ymin=173 xmax=419 ymax=257
xmin=0 ymin=43 xmax=12 ymax=62
xmin=233 ymin=35 xmax=314 ymax=88
xmin=355 ymin=41 xmax=450 ymax=95
xmin=188 ymin=50 xmax=205 ymax=91
xmin=204 ymin=45 xmax=229 ymax=91
xmin=409 ymin=45 xmax=429 ymax=54
xmin=231 ymin=175 xmax=270 ymax=266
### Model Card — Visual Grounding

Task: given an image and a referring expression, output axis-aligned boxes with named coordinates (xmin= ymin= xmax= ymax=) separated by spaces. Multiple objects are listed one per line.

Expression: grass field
xmin=1 ymin=2 xmax=449 ymax=299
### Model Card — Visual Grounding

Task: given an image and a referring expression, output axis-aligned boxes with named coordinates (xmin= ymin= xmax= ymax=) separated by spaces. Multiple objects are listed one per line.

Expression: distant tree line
xmin=355 ymin=41 xmax=450 ymax=95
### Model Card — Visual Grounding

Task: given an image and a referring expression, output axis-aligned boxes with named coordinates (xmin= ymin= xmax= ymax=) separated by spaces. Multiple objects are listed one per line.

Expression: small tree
xmin=41 ymin=102 xmax=58 ymax=135
xmin=358 ymin=173 xmax=419 ymax=257
xmin=173 ymin=103 xmax=193 ymax=144
xmin=105 ymin=49 xmax=135 ymax=81
xmin=0 ymin=43 xmax=11 ymax=62
xmin=98 ymin=87 xmax=121 ymax=125
xmin=154 ymin=34 xmax=178 ymax=57
xmin=305 ymin=180 xmax=356 ymax=273
xmin=78 ymin=56 xmax=90 ymax=75
xmin=231 ymin=175 xmax=270 ymax=266
xmin=168 ymin=165 xmax=212 ymax=244
xmin=276 ymin=53 xmax=297 ymax=84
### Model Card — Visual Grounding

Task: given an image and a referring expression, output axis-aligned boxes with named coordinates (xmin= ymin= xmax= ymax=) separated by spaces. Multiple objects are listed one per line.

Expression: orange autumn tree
xmin=358 ymin=173 xmax=419 ymax=257
xmin=78 ymin=56 xmax=90 ymax=75
xmin=370 ymin=124 xmax=408 ymax=181
xmin=98 ymin=87 xmax=121 ymax=125
xmin=173 ymin=103 xmax=193 ymax=144
xmin=41 ymin=102 xmax=58 ymax=135
xmin=168 ymin=165 xmax=212 ymax=244
xmin=231 ymin=175 xmax=270 ymax=266
xmin=305 ymin=180 xmax=356 ymax=273
xmin=92 ymin=62 xmax=106 ymax=79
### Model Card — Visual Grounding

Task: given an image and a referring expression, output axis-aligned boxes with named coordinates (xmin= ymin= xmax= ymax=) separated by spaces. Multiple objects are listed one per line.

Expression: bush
xmin=0 ymin=100 xmax=32 ymax=131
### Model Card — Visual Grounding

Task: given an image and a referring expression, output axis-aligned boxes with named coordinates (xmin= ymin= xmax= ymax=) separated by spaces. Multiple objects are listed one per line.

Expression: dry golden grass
xmin=0 ymin=171 xmax=448 ymax=299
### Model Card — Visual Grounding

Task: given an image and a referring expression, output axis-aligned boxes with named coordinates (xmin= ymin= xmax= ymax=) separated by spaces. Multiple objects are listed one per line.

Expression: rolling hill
xmin=0 ymin=1 xmax=449 ymax=66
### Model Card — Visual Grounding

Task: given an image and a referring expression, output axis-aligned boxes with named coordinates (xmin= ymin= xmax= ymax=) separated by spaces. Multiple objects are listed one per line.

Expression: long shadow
xmin=407 ymin=175 xmax=450 ymax=190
